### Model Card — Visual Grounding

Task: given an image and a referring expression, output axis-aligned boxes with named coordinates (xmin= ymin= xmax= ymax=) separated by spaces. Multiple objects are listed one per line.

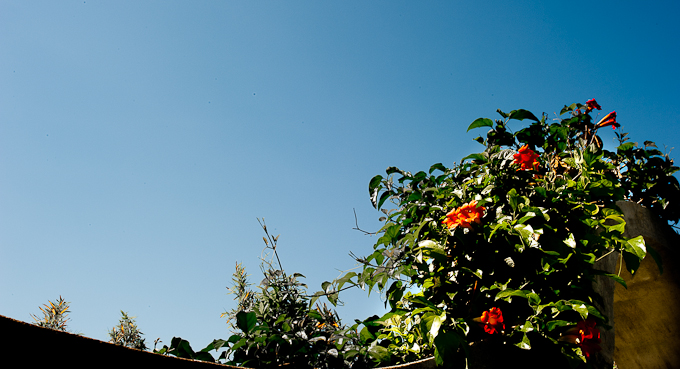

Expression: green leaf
xmin=623 ymin=235 xmax=647 ymax=263
xmin=420 ymin=312 xmax=445 ymax=340
xmin=461 ymin=267 xmax=483 ymax=279
xmin=526 ymin=292 xmax=541 ymax=306
xmin=201 ymin=339 xmax=227 ymax=352
xmin=360 ymin=326 xmax=376 ymax=343
xmin=545 ymin=320 xmax=571 ymax=331
xmin=507 ymin=188 xmax=519 ymax=212
xmin=377 ymin=191 xmax=391 ymax=211
xmin=518 ymin=321 xmax=534 ymax=333
xmin=434 ymin=331 xmax=463 ymax=365
xmin=560 ymin=103 xmax=578 ymax=115
xmin=308 ymin=309 xmax=323 ymax=320
xmin=429 ymin=163 xmax=447 ymax=174
xmin=467 ymin=118 xmax=494 ymax=132
xmin=617 ymin=142 xmax=637 ymax=152
xmin=622 ymin=251 xmax=641 ymax=275
xmin=535 ymin=187 xmax=547 ymax=197
xmin=514 ymin=223 xmax=535 ymax=242
xmin=386 ymin=166 xmax=403 ymax=175
xmin=230 ymin=337 xmax=248 ymax=354
xmin=516 ymin=333 xmax=531 ymax=350
xmin=495 ymin=289 xmax=527 ymax=302
xmin=236 ymin=311 xmax=257 ymax=334
xmin=168 ymin=337 xmax=199 ymax=359
xmin=603 ymin=273 xmax=628 ymax=289
xmin=336 ymin=272 xmax=357 ymax=290
xmin=461 ymin=153 xmax=488 ymax=163
xmin=570 ymin=302 xmax=589 ymax=320
xmin=368 ymin=345 xmax=391 ymax=362
xmin=369 ymin=175 xmax=383 ymax=208
xmin=515 ymin=322 xmax=533 ymax=350
xmin=508 ymin=109 xmax=539 ymax=122
xmin=193 ymin=352 xmax=216 ymax=362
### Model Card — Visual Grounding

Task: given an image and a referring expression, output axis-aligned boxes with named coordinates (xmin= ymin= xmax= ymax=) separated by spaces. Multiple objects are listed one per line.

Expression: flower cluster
xmin=442 ymin=200 xmax=486 ymax=229
xmin=513 ymin=145 xmax=540 ymax=171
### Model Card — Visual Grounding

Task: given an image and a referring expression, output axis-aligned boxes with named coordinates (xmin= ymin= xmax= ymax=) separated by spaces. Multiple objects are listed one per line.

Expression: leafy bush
xmin=152 ymin=99 xmax=677 ymax=368
xmin=316 ymin=100 xmax=677 ymax=368
xmin=219 ymin=219 xmax=375 ymax=368
xmin=109 ymin=311 xmax=147 ymax=350
xmin=31 ymin=296 xmax=71 ymax=332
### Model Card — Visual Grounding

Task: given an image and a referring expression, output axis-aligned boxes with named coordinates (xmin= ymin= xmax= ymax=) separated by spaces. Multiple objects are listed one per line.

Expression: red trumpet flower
xmin=585 ymin=98 xmax=601 ymax=112
xmin=595 ymin=111 xmax=619 ymax=130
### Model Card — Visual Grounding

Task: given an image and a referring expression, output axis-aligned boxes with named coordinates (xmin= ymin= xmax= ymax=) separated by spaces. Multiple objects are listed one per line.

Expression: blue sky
xmin=2 ymin=0 xmax=679 ymax=349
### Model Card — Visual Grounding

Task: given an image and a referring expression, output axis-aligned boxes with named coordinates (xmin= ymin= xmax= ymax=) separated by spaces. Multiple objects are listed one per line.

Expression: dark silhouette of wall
xmin=0 ymin=314 xmax=235 ymax=368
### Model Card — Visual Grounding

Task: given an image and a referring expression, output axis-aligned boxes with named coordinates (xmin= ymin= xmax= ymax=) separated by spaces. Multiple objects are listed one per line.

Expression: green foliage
xmin=109 ymin=311 xmax=148 ymax=350
xmin=318 ymin=100 xmax=677 ymax=367
xmin=221 ymin=261 xmax=254 ymax=331
xmin=31 ymin=296 xmax=71 ymax=332
xmin=154 ymin=337 xmax=220 ymax=362
xmin=218 ymin=219 xmax=375 ymax=368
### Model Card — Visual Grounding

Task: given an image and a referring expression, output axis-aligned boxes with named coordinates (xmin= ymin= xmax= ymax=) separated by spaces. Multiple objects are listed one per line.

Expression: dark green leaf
xmin=193 ymin=352 xmax=215 ymax=362
xmin=308 ymin=309 xmax=323 ymax=320
xmin=434 ymin=331 xmax=463 ymax=365
xmin=467 ymin=118 xmax=494 ymax=132
xmin=201 ymin=339 xmax=227 ymax=352
xmin=236 ymin=311 xmax=257 ymax=334
xmin=429 ymin=163 xmax=446 ymax=174
xmin=386 ymin=167 xmax=403 ymax=175
xmin=359 ymin=326 xmax=376 ymax=343
xmin=603 ymin=273 xmax=627 ymax=289
xmin=377 ymin=191 xmax=391 ymax=210
xmin=461 ymin=153 xmax=487 ymax=163
xmin=622 ymin=251 xmax=641 ymax=275
xmin=508 ymin=109 xmax=539 ymax=122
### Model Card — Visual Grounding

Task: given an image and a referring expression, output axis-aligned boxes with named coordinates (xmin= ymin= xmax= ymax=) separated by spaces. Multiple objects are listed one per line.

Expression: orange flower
xmin=477 ymin=307 xmax=505 ymax=334
xmin=560 ymin=318 xmax=602 ymax=360
xmin=442 ymin=200 xmax=485 ymax=229
xmin=595 ymin=111 xmax=619 ymax=130
xmin=585 ymin=98 xmax=601 ymax=112
xmin=513 ymin=145 xmax=540 ymax=171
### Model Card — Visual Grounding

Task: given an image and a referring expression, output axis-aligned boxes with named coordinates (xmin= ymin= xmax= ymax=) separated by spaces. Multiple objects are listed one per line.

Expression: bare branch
xmin=352 ymin=208 xmax=379 ymax=235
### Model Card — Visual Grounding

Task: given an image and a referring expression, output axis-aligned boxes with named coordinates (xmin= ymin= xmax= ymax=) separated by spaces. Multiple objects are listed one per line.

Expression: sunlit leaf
xmin=467 ymin=118 xmax=494 ymax=132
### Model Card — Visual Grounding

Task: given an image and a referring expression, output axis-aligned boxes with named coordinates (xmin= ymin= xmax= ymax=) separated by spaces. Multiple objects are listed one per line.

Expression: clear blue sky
xmin=2 ymin=0 xmax=679 ymax=349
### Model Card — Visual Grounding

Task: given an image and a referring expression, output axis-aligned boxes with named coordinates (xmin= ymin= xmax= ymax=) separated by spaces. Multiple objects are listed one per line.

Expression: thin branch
xmin=352 ymin=208 xmax=379 ymax=235
xmin=595 ymin=248 xmax=617 ymax=262
xmin=257 ymin=218 xmax=284 ymax=272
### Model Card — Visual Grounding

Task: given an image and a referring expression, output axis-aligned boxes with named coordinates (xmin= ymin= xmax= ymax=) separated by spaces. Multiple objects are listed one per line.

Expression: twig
xmin=595 ymin=248 xmax=616 ymax=262
xmin=352 ymin=208 xmax=379 ymax=235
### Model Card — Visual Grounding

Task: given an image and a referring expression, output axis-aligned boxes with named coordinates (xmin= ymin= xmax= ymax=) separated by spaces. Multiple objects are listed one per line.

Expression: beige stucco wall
xmin=614 ymin=201 xmax=680 ymax=369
